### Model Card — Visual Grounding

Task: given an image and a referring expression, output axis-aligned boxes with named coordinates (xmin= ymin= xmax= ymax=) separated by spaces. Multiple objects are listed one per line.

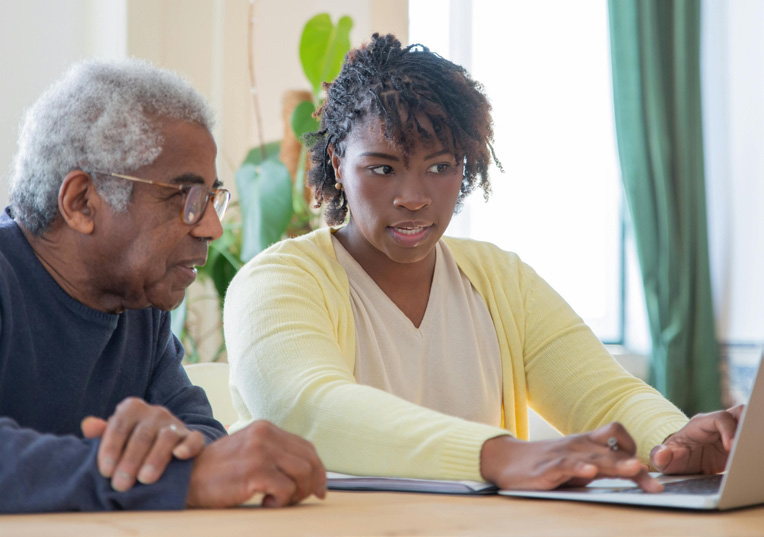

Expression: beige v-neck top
xmin=332 ymin=237 xmax=503 ymax=426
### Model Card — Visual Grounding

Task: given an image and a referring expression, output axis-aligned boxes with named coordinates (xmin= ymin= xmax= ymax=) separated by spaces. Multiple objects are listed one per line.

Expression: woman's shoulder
xmin=442 ymin=236 xmax=538 ymax=293
xmin=259 ymin=226 xmax=335 ymax=257
xmin=442 ymin=236 xmax=523 ymax=268
xmin=229 ymin=227 xmax=346 ymax=291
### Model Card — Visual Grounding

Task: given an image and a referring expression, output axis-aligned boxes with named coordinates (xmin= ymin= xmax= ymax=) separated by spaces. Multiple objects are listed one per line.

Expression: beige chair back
xmin=184 ymin=362 xmax=238 ymax=429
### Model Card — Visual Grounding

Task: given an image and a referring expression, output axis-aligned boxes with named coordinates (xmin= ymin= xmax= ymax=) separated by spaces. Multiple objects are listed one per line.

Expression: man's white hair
xmin=9 ymin=57 xmax=215 ymax=235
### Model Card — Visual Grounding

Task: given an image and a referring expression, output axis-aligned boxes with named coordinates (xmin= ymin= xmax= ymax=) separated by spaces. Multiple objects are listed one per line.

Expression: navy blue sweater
xmin=0 ymin=207 xmax=226 ymax=512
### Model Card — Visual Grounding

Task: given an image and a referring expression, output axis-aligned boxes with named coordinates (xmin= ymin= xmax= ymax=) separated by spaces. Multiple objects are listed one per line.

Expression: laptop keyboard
xmin=614 ymin=474 xmax=723 ymax=495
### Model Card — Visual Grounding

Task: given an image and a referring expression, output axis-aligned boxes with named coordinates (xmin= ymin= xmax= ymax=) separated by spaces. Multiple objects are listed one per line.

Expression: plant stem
xmin=247 ymin=0 xmax=267 ymax=161
xmin=293 ymin=144 xmax=309 ymax=217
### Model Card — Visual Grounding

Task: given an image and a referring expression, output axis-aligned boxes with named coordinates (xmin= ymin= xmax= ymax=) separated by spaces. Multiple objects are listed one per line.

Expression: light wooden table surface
xmin=2 ymin=491 xmax=764 ymax=537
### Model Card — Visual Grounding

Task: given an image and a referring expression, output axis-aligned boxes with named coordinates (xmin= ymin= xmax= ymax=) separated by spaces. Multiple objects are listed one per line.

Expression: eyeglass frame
xmin=90 ymin=171 xmax=231 ymax=226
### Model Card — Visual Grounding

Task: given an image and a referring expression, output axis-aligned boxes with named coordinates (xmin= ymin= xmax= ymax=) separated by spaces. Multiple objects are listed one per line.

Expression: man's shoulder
xmin=0 ymin=209 xmax=21 ymax=251
xmin=0 ymin=214 xmax=28 ymax=290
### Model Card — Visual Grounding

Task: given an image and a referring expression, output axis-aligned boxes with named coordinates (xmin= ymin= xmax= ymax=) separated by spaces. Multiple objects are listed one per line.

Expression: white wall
xmin=0 ymin=0 xmax=120 ymax=207
xmin=703 ymin=0 xmax=764 ymax=344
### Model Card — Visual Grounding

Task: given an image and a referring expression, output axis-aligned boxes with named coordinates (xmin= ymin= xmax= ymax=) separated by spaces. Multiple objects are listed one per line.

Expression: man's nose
xmin=191 ymin=199 xmax=224 ymax=241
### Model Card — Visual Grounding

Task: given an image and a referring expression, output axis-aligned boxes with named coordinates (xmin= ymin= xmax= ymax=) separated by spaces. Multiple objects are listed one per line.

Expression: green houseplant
xmin=172 ymin=13 xmax=353 ymax=362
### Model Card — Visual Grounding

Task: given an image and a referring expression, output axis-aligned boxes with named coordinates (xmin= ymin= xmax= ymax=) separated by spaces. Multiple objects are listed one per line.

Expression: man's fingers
xmin=279 ymin=436 xmax=327 ymax=499
xmin=137 ymin=425 xmax=187 ymax=485
xmin=253 ymin=469 xmax=298 ymax=508
xmin=111 ymin=420 xmax=166 ymax=491
xmin=98 ymin=412 xmax=139 ymax=478
xmin=172 ymin=429 xmax=206 ymax=459
xmin=273 ymin=452 xmax=321 ymax=504
xmin=81 ymin=416 xmax=108 ymax=439
xmin=250 ymin=421 xmax=327 ymax=500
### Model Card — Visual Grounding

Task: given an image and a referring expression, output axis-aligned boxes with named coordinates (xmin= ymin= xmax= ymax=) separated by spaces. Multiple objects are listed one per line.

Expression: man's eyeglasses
xmin=91 ymin=171 xmax=231 ymax=226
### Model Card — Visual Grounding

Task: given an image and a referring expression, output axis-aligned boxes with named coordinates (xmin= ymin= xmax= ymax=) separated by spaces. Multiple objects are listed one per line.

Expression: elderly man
xmin=0 ymin=59 xmax=325 ymax=512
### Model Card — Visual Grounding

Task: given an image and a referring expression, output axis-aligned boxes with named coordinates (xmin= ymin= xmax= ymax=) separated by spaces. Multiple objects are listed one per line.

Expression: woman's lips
xmin=388 ymin=224 xmax=433 ymax=246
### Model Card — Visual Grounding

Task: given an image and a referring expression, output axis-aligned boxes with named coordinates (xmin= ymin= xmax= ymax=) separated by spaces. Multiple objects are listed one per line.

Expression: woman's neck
xmin=334 ymin=226 xmax=437 ymax=327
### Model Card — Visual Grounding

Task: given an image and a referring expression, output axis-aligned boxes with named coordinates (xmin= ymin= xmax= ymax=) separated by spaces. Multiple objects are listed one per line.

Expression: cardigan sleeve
xmin=224 ymin=234 xmax=508 ymax=482
xmin=443 ymin=237 xmax=688 ymax=464
xmin=518 ymin=261 xmax=689 ymax=463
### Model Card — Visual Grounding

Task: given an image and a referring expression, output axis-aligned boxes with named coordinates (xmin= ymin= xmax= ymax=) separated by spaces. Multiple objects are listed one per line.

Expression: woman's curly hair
xmin=305 ymin=33 xmax=501 ymax=225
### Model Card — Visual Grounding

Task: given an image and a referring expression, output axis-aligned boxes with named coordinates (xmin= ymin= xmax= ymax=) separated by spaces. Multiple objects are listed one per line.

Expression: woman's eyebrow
xmin=424 ymin=149 xmax=451 ymax=160
xmin=359 ymin=152 xmax=400 ymax=161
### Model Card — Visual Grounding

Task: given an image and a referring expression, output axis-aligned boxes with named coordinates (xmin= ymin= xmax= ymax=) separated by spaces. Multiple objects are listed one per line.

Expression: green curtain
xmin=607 ymin=0 xmax=720 ymax=414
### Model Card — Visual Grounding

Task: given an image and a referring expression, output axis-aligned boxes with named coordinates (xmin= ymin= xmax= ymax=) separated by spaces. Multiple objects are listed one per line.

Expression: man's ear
xmin=58 ymin=171 xmax=99 ymax=235
xmin=327 ymin=144 xmax=342 ymax=180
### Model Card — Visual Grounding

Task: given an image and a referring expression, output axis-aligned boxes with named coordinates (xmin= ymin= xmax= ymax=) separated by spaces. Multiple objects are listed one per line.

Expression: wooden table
xmin=2 ymin=491 xmax=764 ymax=537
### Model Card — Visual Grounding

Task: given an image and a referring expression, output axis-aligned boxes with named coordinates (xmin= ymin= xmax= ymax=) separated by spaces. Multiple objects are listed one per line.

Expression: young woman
xmin=224 ymin=34 xmax=741 ymax=491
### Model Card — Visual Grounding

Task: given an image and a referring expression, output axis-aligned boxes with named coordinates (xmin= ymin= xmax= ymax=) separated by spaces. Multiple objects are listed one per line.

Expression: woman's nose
xmin=393 ymin=177 xmax=431 ymax=211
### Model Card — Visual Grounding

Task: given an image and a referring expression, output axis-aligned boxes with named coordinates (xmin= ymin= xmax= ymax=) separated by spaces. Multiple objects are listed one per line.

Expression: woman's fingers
xmin=480 ymin=423 xmax=662 ymax=492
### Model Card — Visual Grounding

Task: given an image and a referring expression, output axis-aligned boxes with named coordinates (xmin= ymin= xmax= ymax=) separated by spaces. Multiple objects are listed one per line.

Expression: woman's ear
xmin=57 ymin=171 xmax=99 ymax=235
xmin=328 ymin=144 xmax=342 ymax=180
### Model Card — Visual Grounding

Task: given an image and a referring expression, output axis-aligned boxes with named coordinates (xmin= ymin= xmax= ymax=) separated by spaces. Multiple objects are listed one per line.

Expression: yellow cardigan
xmin=224 ymin=227 xmax=688 ymax=481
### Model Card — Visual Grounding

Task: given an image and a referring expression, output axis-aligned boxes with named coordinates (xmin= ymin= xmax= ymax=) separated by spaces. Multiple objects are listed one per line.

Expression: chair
xmin=184 ymin=362 xmax=238 ymax=429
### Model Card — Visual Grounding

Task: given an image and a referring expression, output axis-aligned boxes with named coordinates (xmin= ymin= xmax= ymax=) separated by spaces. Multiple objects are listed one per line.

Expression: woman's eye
xmin=427 ymin=163 xmax=451 ymax=174
xmin=370 ymin=165 xmax=394 ymax=175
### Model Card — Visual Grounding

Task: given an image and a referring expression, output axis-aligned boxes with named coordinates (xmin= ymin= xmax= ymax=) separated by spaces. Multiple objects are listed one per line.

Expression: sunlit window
xmin=410 ymin=0 xmax=629 ymax=343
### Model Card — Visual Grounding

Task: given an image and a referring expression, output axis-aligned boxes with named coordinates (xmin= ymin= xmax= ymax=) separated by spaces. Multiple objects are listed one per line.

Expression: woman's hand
xmin=480 ymin=422 xmax=662 ymax=492
xmin=650 ymin=405 xmax=745 ymax=475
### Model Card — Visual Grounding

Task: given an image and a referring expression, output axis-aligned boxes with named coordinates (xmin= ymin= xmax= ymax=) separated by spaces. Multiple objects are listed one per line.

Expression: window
xmin=410 ymin=0 xmax=634 ymax=344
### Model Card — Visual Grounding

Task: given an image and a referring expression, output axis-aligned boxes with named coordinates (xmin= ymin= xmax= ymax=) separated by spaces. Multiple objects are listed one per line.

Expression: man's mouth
xmin=176 ymin=264 xmax=198 ymax=279
xmin=175 ymin=257 xmax=207 ymax=281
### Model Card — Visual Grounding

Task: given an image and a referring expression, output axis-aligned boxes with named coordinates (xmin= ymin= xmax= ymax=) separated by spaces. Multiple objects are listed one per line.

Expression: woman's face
xmin=330 ymin=116 xmax=463 ymax=267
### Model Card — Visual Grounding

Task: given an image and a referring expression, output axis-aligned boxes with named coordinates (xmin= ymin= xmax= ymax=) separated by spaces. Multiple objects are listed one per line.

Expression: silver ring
xmin=607 ymin=437 xmax=619 ymax=451
xmin=168 ymin=424 xmax=179 ymax=433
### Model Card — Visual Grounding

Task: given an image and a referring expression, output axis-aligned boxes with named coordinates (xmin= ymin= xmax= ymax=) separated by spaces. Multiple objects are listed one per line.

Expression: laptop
xmin=500 ymin=351 xmax=764 ymax=510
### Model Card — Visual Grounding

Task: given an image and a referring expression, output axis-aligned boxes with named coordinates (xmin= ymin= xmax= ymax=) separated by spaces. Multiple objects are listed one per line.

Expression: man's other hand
xmin=185 ymin=420 xmax=327 ymax=508
xmin=81 ymin=397 xmax=205 ymax=491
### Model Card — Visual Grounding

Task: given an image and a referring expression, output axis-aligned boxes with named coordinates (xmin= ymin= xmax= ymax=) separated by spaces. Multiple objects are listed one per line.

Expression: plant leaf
xmin=291 ymin=100 xmax=319 ymax=140
xmin=209 ymin=245 xmax=240 ymax=300
xmin=236 ymin=159 xmax=293 ymax=262
xmin=242 ymin=140 xmax=282 ymax=166
xmin=170 ymin=296 xmax=187 ymax=340
xmin=205 ymin=231 xmax=243 ymax=300
xmin=299 ymin=14 xmax=354 ymax=94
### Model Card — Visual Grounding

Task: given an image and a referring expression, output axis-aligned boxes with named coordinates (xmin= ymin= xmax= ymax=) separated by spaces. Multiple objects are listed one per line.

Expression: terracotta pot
xmin=279 ymin=89 xmax=313 ymax=205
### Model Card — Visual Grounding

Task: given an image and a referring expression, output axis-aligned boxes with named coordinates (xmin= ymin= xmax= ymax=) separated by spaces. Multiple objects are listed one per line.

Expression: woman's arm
xmin=224 ymin=239 xmax=508 ymax=482
xmin=518 ymin=261 xmax=689 ymax=462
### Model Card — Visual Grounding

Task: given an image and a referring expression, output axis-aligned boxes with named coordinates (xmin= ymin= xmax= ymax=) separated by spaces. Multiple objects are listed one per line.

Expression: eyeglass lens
xmin=182 ymin=186 xmax=230 ymax=225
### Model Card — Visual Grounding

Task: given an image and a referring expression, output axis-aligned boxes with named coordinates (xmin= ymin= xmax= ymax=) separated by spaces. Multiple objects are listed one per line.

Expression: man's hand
xmin=481 ymin=422 xmax=663 ymax=492
xmin=650 ymin=405 xmax=745 ymax=475
xmin=81 ymin=397 xmax=205 ymax=491
xmin=185 ymin=420 xmax=327 ymax=508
